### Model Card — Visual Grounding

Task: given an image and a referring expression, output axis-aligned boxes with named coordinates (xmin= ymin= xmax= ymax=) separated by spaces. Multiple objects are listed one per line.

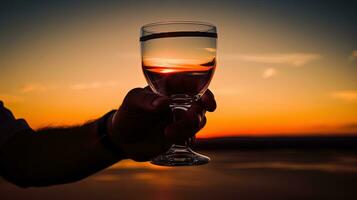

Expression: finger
xmin=199 ymin=116 xmax=207 ymax=130
xmin=143 ymin=86 xmax=154 ymax=92
xmin=122 ymin=87 xmax=169 ymax=112
xmin=0 ymin=101 xmax=16 ymax=121
xmin=201 ymin=89 xmax=216 ymax=112
xmin=188 ymin=102 xmax=206 ymax=121
xmin=172 ymin=102 xmax=205 ymax=121
xmin=185 ymin=103 xmax=207 ymax=130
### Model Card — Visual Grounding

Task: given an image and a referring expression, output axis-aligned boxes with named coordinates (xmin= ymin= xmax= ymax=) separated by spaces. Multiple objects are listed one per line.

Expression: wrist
xmin=97 ymin=110 xmax=125 ymax=159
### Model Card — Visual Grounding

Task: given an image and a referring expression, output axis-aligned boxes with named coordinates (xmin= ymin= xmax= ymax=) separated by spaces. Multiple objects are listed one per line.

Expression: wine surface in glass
xmin=143 ymin=59 xmax=215 ymax=97
xmin=142 ymin=35 xmax=216 ymax=99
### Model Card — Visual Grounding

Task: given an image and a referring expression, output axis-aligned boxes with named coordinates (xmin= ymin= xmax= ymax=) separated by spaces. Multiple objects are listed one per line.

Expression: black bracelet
xmin=97 ymin=110 xmax=123 ymax=158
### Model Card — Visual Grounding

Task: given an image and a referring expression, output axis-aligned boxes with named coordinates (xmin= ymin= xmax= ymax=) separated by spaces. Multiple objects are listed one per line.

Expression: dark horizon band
xmin=140 ymin=31 xmax=217 ymax=42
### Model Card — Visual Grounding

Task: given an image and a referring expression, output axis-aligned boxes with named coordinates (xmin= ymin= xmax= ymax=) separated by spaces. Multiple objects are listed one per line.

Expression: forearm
xmin=0 ymin=117 xmax=123 ymax=187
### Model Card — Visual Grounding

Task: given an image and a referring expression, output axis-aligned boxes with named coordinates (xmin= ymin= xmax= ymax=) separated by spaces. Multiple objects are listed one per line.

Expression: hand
xmin=108 ymin=87 xmax=216 ymax=162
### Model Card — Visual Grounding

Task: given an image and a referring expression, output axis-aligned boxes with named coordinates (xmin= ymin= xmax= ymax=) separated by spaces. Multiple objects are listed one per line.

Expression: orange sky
xmin=0 ymin=1 xmax=356 ymax=137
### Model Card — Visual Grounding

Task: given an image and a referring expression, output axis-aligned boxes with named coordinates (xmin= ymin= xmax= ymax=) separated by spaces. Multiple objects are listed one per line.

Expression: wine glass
xmin=140 ymin=21 xmax=217 ymax=166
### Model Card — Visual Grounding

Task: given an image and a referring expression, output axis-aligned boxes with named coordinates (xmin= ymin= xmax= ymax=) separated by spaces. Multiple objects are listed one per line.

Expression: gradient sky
xmin=1 ymin=0 xmax=356 ymax=137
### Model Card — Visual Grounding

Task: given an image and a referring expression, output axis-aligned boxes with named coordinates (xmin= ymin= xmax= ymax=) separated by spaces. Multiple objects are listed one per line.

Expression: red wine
xmin=143 ymin=58 xmax=215 ymax=97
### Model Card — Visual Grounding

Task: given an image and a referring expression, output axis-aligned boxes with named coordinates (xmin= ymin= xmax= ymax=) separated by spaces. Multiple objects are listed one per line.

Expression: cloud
xmin=0 ymin=94 xmax=24 ymax=103
xmin=349 ymin=50 xmax=357 ymax=61
xmin=262 ymin=67 xmax=277 ymax=79
xmin=70 ymin=81 xmax=119 ymax=90
xmin=222 ymin=53 xmax=321 ymax=66
xmin=204 ymin=48 xmax=216 ymax=52
xmin=331 ymin=90 xmax=357 ymax=102
xmin=338 ymin=123 xmax=357 ymax=130
xmin=21 ymin=83 xmax=54 ymax=93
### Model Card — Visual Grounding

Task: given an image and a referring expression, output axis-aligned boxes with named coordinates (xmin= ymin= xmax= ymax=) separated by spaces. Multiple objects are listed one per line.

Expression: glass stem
xmin=169 ymin=94 xmax=194 ymax=147
xmin=151 ymin=95 xmax=210 ymax=166
xmin=170 ymin=105 xmax=191 ymax=147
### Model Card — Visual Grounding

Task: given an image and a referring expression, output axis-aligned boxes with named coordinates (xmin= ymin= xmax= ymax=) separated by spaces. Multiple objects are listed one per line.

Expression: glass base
xmin=151 ymin=145 xmax=210 ymax=166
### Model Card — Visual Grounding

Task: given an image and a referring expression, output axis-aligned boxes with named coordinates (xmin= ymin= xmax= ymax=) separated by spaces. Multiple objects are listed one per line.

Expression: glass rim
xmin=141 ymin=21 xmax=216 ymax=30
xmin=140 ymin=21 xmax=217 ymax=41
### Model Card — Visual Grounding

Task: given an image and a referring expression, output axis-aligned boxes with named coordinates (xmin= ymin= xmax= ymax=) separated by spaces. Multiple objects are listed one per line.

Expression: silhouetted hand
xmin=108 ymin=87 xmax=216 ymax=162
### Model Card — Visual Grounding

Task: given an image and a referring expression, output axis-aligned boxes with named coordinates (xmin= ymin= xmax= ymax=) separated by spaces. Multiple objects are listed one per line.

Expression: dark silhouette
xmin=195 ymin=136 xmax=357 ymax=150
xmin=0 ymin=87 xmax=216 ymax=187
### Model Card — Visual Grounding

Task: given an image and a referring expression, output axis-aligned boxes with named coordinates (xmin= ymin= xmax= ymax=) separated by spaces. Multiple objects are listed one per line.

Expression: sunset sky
xmin=1 ymin=0 xmax=356 ymax=138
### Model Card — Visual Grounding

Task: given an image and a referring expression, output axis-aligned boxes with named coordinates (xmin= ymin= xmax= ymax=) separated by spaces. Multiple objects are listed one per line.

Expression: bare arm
xmin=0 ymin=88 xmax=216 ymax=188
xmin=0 ymin=115 xmax=122 ymax=187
